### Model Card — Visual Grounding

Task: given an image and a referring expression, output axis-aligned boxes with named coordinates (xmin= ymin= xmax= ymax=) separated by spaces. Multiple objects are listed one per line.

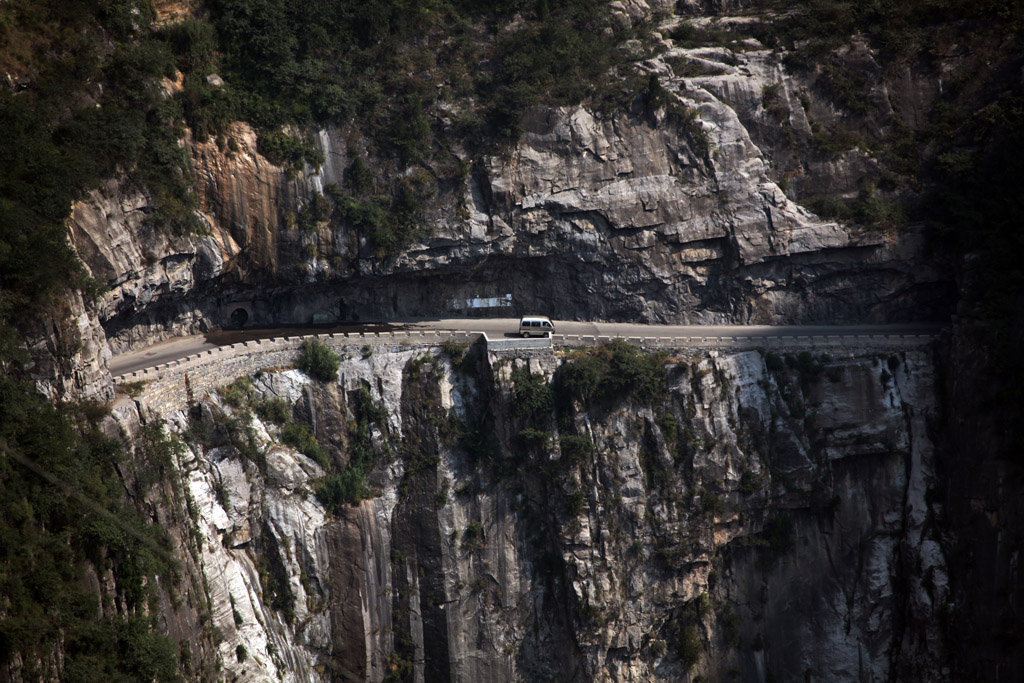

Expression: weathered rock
xmin=66 ymin=35 xmax=952 ymax=352
xmin=148 ymin=341 xmax=946 ymax=682
xmin=68 ymin=178 xmax=238 ymax=353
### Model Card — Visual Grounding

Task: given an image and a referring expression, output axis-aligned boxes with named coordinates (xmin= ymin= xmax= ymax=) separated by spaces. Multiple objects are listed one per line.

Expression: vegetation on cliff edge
xmin=0 ymin=338 xmax=183 ymax=677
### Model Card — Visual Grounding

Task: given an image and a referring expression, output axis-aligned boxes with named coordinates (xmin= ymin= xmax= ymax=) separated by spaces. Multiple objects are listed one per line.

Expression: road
xmin=108 ymin=318 xmax=945 ymax=377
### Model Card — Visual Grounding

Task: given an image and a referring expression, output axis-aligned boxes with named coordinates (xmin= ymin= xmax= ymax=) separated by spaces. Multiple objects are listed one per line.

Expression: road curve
xmin=108 ymin=317 xmax=946 ymax=377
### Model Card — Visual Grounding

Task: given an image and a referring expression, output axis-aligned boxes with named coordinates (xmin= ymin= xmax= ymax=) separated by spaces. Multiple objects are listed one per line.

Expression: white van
xmin=519 ymin=316 xmax=555 ymax=338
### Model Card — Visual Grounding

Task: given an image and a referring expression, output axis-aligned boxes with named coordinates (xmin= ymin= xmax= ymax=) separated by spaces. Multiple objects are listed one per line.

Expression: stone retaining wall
xmin=117 ymin=330 xmax=936 ymax=416
xmin=120 ymin=331 xmax=480 ymax=415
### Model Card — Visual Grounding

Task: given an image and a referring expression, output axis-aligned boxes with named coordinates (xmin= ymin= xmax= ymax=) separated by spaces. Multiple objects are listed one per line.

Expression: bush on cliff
xmin=558 ymin=340 xmax=667 ymax=406
xmin=316 ymin=468 xmax=368 ymax=509
xmin=280 ymin=422 xmax=328 ymax=468
xmin=296 ymin=339 xmax=340 ymax=382
xmin=511 ymin=366 xmax=553 ymax=418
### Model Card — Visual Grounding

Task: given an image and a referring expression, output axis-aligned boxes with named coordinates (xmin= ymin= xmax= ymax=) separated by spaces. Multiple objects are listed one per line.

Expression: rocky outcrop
xmin=68 ymin=177 xmax=239 ymax=354
xmin=151 ymin=339 xmax=947 ymax=681
xmin=25 ymin=290 xmax=113 ymax=401
xmin=64 ymin=21 xmax=953 ymax=355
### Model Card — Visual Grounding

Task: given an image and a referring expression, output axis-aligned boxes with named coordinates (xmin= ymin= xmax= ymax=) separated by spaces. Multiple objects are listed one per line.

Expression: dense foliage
xmin=0 ymin=0 xmax=638 ymax=303
xmin=316 ymin=387 xmax=388 ymax=509
xmin=0 ymin=337 xmax=181 ymax=677
xmin=202 ymin=0 xmax=628 ymax=145
xmin=0 ymin=0 xmax=1022 ymax=674
xmin=677 ymin=0 xmax=1023 ymax=58
xmin=0 ymin=1 xmax=202 ymax=321
xmin=188 ymin=0 xmax=636 ymax=252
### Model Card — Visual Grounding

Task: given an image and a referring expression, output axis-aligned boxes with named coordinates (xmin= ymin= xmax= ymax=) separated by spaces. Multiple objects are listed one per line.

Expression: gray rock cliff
xmin=135 ymin=339 xmax=947 ymax=681
xmin=65 ymin=19 xmax=952 ymax=358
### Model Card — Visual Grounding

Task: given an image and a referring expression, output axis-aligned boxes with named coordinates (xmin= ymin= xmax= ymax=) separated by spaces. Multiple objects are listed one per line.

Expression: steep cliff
xmin=66 ymin=8 xmax=960 ymax=354
xmin=3 ymin=0 xmax=1022 ymax=680
xmin=135 ymin=339 xmax=945 ymax=681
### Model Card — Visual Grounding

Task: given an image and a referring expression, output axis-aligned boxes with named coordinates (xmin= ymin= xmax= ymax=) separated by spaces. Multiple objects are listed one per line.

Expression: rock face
xmin=65 ymin=28 xmax=952 ymax=356
xmin=152 ymin=340 xmax=946 ymax=681
xmin=25 ymin=289 xmax=113 ymax=401
xmin=69 ymin=177 xmax=241 ymax=354
xmin=937 ymin=322 xmax=1024 ymax=681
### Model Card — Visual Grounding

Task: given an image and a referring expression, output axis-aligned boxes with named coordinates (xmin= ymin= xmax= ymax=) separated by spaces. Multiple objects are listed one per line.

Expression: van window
xmin=542 ymin=321 xmax=551 ymax=327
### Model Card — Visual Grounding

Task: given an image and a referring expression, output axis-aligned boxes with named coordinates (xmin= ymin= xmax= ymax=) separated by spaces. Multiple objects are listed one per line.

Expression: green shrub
xmin=719 ymin=606 xmax=742 ymax=645
xmin=706 ymin=493 xmax=726 ymax=516
xmin=558 ymin=353 xmax=605 ymax=401
xmin=600 ymin=339 xmax=667 ymax=401
xmin=160 ymin=17 xmax=218 ymax=74
xmin=256 ymin=130 xmax=324 ymax=172
xmin=511 ymin=367 xmax=553 ymax=417
xmin=761 ymin=83 xmax=782 ymax=109
xmin=677 ymin=624 xmax=702 ymax=670
xmin=763 ymin=352 xmax=784 ymax=373
xmin=646 ymin=74 xmax=669 ymax=114
xmin=821 ymin=63 xmax=870 ymax=116
xmin=297 ymin=339 xmax=340 ymax=382
xmin=280 ymin=422 xmax=328 ymax=467
xmin=559 ymin=434 xmax=595 ymax=465
xmin=461 ymin=521 xmax=484 ymax=550
xmin=218 ymin=376 xmax=253 ymax=408
xmin=345 ymin=155 xmax=373 ymax=195
xmin=316 ymin=468 xmax=369 ymax=509
xmin=224 ymin=412 xmax=267 ymax=472
xmin=739 ymin=469 xmax=757 ymax=495
xmin=658 ymin=412 xmax=678 ymax=442
xmin=568 ymin=490 xmax=586 ymax=516
xmin=441 ymin=338 xmax=469 ymax=368
xmin=808 ymin=194 xmax=855 ymax=222
xmin=212 ymin=477 xmax=231 ymax=512
xmin=810 ymin=124 xmax=861 ymax=158
xmin=795 ymin=351 xmax=824 ymax=380
xmin=314 ymin=385 xmax=386 ymax=510
xmin=0 ymin=341 xmax=181 ymax=676
xmin=517 ymin=427 xmax=551 ymax=449
xmin=254 ymin=397 xmax=291 ymax=426
xmin=332 ymin=176 xmax=427 ymax=254
xmin=558 ymin=340 xmax=667 ymax=405
xmin=117 ymin=380 xmax=148 ymax=398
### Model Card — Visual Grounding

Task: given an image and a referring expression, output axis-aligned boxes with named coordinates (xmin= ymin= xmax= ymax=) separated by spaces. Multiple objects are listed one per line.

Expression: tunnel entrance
xmin=229 ymin=307 xmax=249 ymax=328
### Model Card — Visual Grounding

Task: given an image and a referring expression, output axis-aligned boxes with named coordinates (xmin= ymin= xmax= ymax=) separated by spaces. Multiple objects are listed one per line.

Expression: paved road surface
xmin=108 ymin=318 xmax=945 ymax=377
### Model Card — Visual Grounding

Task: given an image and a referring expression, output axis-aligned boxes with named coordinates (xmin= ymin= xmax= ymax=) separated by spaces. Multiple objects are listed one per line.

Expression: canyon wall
xmin=125 ymin=338 xmax=946 ymax=681
xmin=41 ymin=3 xmax=1020 ymax=681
